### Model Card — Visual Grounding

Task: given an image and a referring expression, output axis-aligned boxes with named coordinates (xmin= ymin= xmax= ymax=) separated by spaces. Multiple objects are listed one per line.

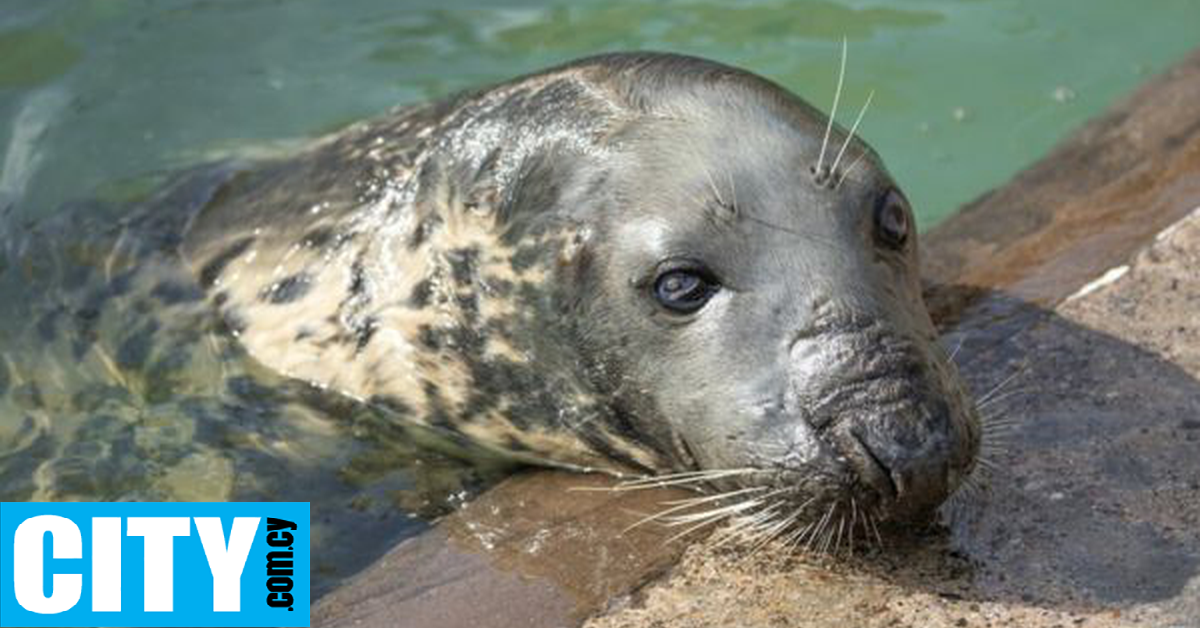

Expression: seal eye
xmin=653 ymin=268 xmax=718 ymax=314
xmin=874 ymin=188 xmax=910 ymax=249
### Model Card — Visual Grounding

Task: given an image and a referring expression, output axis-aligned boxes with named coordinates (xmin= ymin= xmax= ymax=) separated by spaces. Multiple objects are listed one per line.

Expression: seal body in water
xmin=174 ymin=52 xmax=979 ymax=524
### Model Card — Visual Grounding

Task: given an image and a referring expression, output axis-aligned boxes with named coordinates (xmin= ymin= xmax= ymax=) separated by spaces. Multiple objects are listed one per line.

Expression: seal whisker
xmin=751 ymin=496 xmax=818 ymax=553
xmin=821 ymin=506 xmax=843 ymax=555
xmin=777 ymin=516 xmax=806 ymax=549
xmin=829 ymin=89 xmax=874 ymax=180
xmin=981 ymin=424 xmax=1019 ymax=439
xmin=815 ymin=37 xmax=849 ymax=181
xmin=946 ymin=332 xmax=970 ymax=364
xmin=981 ymin=404 xmax=1022 ymax=419
xmin=624 ymin=489 xmax=765 ymax=525
xmin=945 ymin=460 xmax=998 ymax=521
xmin=660 ymin=485 xmax=768 ymax=506
xmin=732 ymin=514 xmax=773 ymax=545
xmin=728 ymin=496 xmax=786 ymax=528
xmin=621 ymin=468 xmax=759 ymax=483
xmin=817 ymin=526 xmax=833 ymax=555
xmin=981 ymin=409 xmax=1022 ymax=428
xmin=974 ymin=455 xmax=1008 ymax=480
xmin=848 ymin=496 xmax=859 ymax=556
xmin=977 ymin=387 xmax=1032 ymax=412
xmin=709 ymin=525 xmax=751 ymax=550
xmin=957 ymin=470 xmax=989 ymax=498
xmin=980 ymin=437 xmax=1012 ymax=451
xmin=660 ymin=509 xmax=757 ymax=540
xmin=780 ymin=496 xmax=818 ymax=532
xmin=663 ymin=498 xmax=775 ymax=543
xmin=977 ymin=362 xmax=1031 ymax=404
xmin=974 ymin=407 xmax=1015 ymax=488
xmin=980 ymin=406 xmax=1024 ymax=423
xmin=743 ymin=503 xmax=789 ymax=541
xmin=621 ymin=486 xmax=768 ymax=533
xmin=663 ymin=518 xmax=729 ymax=544
xmin=825 ymin=516 xmax=844 ymax=554
xmin=660 ymin=505 xmax=755 ymax=528
xmin=866 ymin=507 xmax=885 ymax=548
xmin=572 ymin=468 xmax=761 ymax=493
xmin=803 ymin=519 xmax=824 ymax=553
xmin=660 ymin=493 xmax=776 ymax=527
xmin=980 ymin=442 xmax=1014 ymax=459
xmin=735 ymin=500 xmax=787 ymax=539
xmin=980 ymin=412 xmax=1016 ymax=448
xmin=973 ymin=462 xmax=1001 ymax=489
xmin=752 ymin=504 xmax=804 ymax=553
xmin=980 ymin=424 xmax=1019 ymax=439
xmin=745 ymin=523 xmax=787 ymax=556
xmin=610 ymin=468 xmax=762 ymax=490
xmin=781 ymin=519 xmax=816 ymax=553
xmin=710 ymin=499 xmax=789 ymax=549
xmin=806 ymin=501 xmax=837 ymax=553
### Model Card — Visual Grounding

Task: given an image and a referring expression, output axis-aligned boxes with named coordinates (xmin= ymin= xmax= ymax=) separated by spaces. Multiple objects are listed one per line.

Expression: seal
xmin=179 ymin=52 xmax=981 ymax=531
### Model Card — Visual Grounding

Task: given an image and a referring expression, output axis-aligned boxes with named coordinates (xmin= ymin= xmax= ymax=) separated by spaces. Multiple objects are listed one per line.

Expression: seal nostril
xmin=848 ymin=432 xmax=898 ymax=502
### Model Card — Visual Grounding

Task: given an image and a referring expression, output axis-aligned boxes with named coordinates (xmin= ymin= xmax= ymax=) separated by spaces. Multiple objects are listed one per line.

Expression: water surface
xmin=3 ymin=0 xmax=1198 ymax=224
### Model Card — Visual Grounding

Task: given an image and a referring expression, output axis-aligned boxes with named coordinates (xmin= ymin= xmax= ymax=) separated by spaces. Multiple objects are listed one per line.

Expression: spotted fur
xmin=177 ymin=60 xmax=667 ymax=472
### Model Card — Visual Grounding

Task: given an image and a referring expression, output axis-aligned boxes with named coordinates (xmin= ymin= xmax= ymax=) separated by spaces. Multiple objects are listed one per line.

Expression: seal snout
xmin=839 ymin=418 xmax=956 ymax=520
xmin=783 ymin=321 xmax=973 ymax=521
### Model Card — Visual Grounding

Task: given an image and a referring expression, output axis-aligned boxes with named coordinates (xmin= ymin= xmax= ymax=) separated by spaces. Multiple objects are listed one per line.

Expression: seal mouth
xmin=846 ymin=431 xmax=899 ymax=504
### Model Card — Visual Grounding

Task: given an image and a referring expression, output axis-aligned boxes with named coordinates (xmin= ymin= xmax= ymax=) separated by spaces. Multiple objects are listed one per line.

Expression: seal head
xmin=182 ymin=53 xmax=980 ymax=524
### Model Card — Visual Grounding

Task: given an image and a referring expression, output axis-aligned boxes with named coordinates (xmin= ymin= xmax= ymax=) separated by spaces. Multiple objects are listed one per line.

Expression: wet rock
xmin=313 ymin=472 xmax=692 ymax=627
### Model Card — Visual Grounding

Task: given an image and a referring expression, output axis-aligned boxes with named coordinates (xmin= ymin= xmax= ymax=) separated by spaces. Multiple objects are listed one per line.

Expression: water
xmin=1 ymin=0 xmax=1198 ymax=595
xmin=3 ymin=0 xmax=1200 ymax=226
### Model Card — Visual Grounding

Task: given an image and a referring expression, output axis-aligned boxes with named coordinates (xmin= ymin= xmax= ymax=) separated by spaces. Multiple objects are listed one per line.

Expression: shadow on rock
xmin=934 ymin=288 xmax=1200 ymax=609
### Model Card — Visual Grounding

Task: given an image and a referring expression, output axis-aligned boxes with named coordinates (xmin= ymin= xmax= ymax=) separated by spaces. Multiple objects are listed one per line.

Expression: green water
xmin=3 ymin=0 xmax=1199 ymax=227
xmin=0 ymin=0 xmax=1198 ymax=596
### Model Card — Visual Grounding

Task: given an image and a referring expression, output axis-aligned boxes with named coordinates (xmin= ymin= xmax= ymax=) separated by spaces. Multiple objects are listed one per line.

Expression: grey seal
xmin=179 ymin=52 xmax=981 ymax=530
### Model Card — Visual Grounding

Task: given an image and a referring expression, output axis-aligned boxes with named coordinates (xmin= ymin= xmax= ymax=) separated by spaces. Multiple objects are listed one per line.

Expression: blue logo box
xmin=0 ymin=502 xmax=309 ymax=627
